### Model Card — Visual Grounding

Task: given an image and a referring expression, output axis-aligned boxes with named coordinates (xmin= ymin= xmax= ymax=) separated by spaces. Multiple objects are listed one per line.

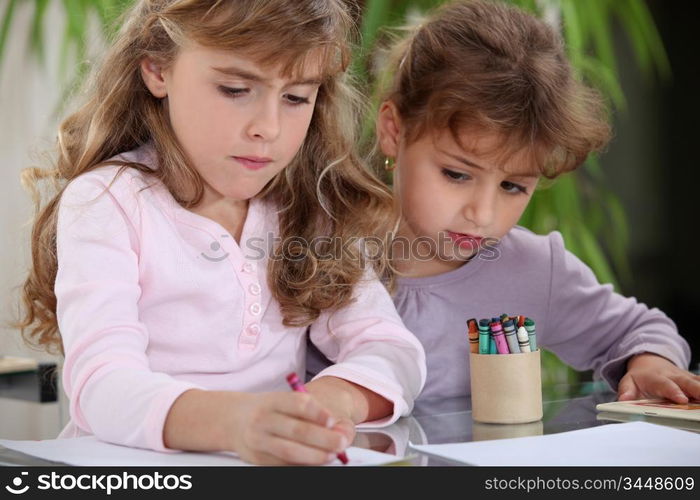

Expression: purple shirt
xmin=307 ymin=226 xmax=691 ymax=401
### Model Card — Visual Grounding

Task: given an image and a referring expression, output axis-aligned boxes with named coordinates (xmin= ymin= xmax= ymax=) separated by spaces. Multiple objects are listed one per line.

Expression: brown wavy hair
xmin=11 ymin=0 xmax=397 ymax=355
xmin=377 ymin=0 xmax=611 ymax=177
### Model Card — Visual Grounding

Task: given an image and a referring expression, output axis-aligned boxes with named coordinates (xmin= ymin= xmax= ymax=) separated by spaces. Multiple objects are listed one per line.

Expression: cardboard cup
xmin=472 ymin=420 xmax=544 ymax=441
xmin=469 ymin=350 xmax=543 ymax=424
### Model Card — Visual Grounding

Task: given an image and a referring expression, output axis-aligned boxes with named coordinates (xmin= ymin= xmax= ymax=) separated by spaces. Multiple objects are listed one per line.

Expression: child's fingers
xmin=265 ymin=413 xmax=348 ymax=453
xmin=244 ymin=445 xmax=330 ymax=466
xmin=331 ymin=416 xmax=356 ymax=444
xmin=274 ymin=392 xmax=334 ymax=428
xmin=617 ymin=374 xmax=640 ymax=400
xmin=263 ymin=435 xmax=338 ymax=465
xmin=646 ymin=376 xmax=688 ymax=403
xmin=672 ymin=374 xmax=700 ymax=401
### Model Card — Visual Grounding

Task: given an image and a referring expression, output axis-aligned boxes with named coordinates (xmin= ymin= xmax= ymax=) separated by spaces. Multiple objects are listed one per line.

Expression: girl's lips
xmin=446 ymin=231 xmax=483 ymax=249
xmin=232 ymin=156 xmax=272 ymax=170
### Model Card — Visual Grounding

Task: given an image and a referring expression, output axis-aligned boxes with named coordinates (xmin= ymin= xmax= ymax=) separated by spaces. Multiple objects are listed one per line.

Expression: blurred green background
xmin=1 ymin=0 xmax=696 ymax=387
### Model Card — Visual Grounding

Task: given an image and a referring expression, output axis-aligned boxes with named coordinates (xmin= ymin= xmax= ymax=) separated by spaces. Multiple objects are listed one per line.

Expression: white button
xmin=249 ymin=283 xmax=261 ymax=295
xmin=242 ymin=263 xmax=255 ymax=273
xmin=249 ymin=303 xmax=262 ymax=315
xmin=247 ymin=323 xmax=261 ymax=335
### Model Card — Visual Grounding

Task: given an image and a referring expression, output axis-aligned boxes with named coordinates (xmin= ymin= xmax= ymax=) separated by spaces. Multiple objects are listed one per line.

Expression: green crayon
xmin=524 ymin=318 xmax=537 ymax=351
xmin=478 ymin=319 xmax=491 ymax=354
xmin=489 ymin=317 xmax=499 ymax=354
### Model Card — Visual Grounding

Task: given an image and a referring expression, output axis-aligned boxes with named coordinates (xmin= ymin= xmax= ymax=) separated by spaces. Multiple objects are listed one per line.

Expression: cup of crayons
xmin=467 ymin=314 xmax=543 ymax=424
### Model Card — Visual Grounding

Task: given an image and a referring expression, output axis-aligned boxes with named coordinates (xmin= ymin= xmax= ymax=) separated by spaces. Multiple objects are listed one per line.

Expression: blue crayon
xmin=478 ymin=319 xmax=491 ymax=354
xmin=488 ymin=336 xmax=496 ymax=354
xmin=502 ymin=319 xmax=520 ymax=354
xmin=488 ymin=335 xmax=497 ymax=354
xmin=524 ymin=318 xmax=537 ymax=351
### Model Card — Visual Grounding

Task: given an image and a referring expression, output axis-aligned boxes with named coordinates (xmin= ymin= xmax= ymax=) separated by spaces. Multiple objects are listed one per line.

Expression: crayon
xmin=286 ymin=373 xmax=349 ymax=464
xmin=517 ymin=315 xmax=525 ymax=328
xmin=488 ymin=335 xmax=497 ymax=354
xmin=489 ymin=317 xmax=499 ymax=354
xmin=467 ymin=318 xmax=479 ymax=354
xmin=516 ymin=326 xmax=531 ymax=352
xmin=502 ymin=319 xmax=520 ymax=354
xmin=524 ymin=318 xmax=537 ymax=351
xmin=478 ymin=319 xmax=491 ymax=354
xmin=489 ymin=321 xmax=509 ymax=354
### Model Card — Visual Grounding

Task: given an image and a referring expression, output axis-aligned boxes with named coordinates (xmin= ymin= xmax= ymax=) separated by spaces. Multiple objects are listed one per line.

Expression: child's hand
xmin=304 ymin=376 xmax=359 ymax=446
xmin=618 ymin=353 xmax=700 ymax=403
xmin=306 ymin=375 xmax=393 ymax=426
xmin=229 ymin=392 xmax=350 ymax=465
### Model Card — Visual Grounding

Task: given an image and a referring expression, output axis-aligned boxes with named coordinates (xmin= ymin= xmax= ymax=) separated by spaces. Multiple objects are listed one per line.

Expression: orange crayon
xmin=467 ymin=318 xmax=479 ymax=354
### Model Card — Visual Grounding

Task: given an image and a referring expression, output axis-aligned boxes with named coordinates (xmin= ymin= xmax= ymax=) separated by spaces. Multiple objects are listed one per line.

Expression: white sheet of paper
xmin=0 ymin=436 xmax=402 ymax=466
xmin=409 ymin=422 xmax=700 ymax=466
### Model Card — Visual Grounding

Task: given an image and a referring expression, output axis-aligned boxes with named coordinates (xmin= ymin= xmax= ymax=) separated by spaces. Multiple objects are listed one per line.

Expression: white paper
xmin=0 ymin=436 xmax=403 ymax=466
xmin=409 ymin=422 xmax=700 ymax=466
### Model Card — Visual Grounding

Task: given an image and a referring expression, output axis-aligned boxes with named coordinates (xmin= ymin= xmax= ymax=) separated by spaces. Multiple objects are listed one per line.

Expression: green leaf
xmin=614 ymin=0 xmax=671 ymax=81
xmin=0 ymin=0 xmax=18 ymax=71
xmin=583 ymin=154 xmax=605 ymax=183
xmin=58 ymin=0 xmax=89 ymax=80
xmin=551 ymin=174 xmax=582 ymax=224
xmin=354 ymin=0 xmax=394 ymax=81
xmin=585 ymin=0 xmax=618 ymax=79
xmin=560 ymin=0 xmax=584 ymax=57
xmin=93 ymin=0 xmax=120 ymax=39
xmin=503 ymin=0 xmax=540 ymax=15
xmin=604 ymin=193 xmax=633 ymax=286
xmin=29 ymin=0 xmax=50 ymax=65
xmin=577 ymin=224 xmax=620 ymax=290
xmin=540 ymin=349 xmax=575 ymax=387
xmin=578 ymin=55 xmax=626 ymax=111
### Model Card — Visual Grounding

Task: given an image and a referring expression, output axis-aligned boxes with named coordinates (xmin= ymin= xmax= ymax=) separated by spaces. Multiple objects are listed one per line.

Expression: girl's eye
xmin=218 ymin=86 xmax=310 ymax=105
xmin=218 ymin=86 xmax=249 ymax=97
xmin=441 ymin=168 xmax=471 ymax=182
xmin=284 ymin=94 xmax=311 ymax=105
xmin=501 ymin=181 xmax=528 ymax=195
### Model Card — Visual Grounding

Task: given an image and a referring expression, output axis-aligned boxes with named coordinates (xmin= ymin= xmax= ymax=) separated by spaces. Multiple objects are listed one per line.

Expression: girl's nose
xmin=245 ymin=98 xmax=281 ymax=141
xmin=462 ymin=190 xmax=495 ymax=229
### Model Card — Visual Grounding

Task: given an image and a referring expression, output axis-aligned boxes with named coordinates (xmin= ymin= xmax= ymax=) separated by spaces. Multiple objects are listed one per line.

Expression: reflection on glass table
xmin=353 ymin=380 xmax=696 ymax=466
xmin=1 ymin=380 xmax=694 ymax=466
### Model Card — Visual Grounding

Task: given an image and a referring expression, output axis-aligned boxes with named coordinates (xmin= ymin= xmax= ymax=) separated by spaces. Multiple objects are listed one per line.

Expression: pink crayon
xmin=286 ymin=373 xmax=349 ymax=465
xmin=489 ymin=321 xmax=510 ymax=354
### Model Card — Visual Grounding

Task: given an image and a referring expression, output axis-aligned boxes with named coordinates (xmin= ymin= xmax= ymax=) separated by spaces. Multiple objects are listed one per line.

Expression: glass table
xmin=353 ymin=381 xmax=700 ymax=465
xmin=5 ymin=380 xmax=697 ymax=466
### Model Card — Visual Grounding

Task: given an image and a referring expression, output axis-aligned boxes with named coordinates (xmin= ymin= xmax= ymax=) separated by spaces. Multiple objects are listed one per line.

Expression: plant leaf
xmin=29 ymin=0 xmax=50 ymax=65
xmin=0 ymin=0 xmax=18 ymax=71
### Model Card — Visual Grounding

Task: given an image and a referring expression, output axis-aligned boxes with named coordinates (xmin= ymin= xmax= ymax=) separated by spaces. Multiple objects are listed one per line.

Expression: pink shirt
xmin=55 ymin=143 xmax=426 ymax=451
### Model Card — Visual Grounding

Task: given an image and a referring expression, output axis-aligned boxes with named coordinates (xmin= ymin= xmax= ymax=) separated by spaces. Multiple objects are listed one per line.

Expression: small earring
xmin=384 ymin=157 xmax=396 ymax=171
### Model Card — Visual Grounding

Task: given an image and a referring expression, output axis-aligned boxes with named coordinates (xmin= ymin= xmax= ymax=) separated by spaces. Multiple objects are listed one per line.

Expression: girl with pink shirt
xmin=13 ymin=0 xmax=425 ymax=465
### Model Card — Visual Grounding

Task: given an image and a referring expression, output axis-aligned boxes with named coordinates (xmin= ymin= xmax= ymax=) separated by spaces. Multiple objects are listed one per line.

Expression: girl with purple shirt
xmin=309 ymin=0 xmax=698 ymax=404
